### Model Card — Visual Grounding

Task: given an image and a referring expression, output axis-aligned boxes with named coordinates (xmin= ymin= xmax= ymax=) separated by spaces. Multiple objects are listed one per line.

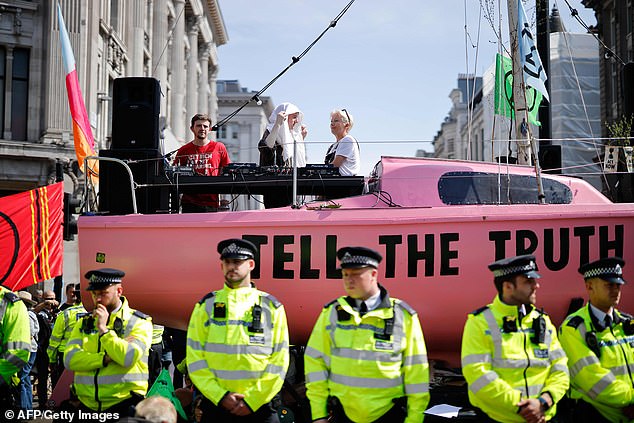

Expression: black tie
xmin=604 ymin=315 xmax=612 ymax=329
xmin=359 ymin=302 xmax=368 ymax=316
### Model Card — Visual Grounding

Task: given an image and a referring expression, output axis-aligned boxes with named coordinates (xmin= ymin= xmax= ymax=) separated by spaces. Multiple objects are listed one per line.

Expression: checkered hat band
xmin=222 ymin=243 xmax=252 ymax=257
xmin=492 ymin=264 xmax=535 ymax=277
xmin=341 ymin=255 xmax=378 ymax=267
xmin=584 ymin=266 xmax=622 ymax=279
xmin=90 ymin=275 xmax=121 ymax=284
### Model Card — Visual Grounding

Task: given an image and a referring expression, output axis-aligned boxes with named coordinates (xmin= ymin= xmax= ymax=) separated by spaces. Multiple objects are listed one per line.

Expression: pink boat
xmin=78 ymin=156 xmax=634 ymax=365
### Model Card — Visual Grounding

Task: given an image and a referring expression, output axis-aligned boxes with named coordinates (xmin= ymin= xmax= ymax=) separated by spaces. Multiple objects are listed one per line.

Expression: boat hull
xmin=78 ymin=203 xmax=634 ymax=365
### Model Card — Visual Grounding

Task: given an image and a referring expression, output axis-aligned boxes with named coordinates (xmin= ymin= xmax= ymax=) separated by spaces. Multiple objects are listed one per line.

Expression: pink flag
xmin=58 ymin=3 xmax=98 ymax=178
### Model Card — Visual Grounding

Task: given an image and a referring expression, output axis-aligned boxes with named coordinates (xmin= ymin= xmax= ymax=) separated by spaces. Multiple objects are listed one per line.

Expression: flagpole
xmin=507 ymin=0 xmax=532 ymax=165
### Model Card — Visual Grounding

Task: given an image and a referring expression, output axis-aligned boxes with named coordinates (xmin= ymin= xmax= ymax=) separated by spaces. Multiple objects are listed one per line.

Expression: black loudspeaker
xmin=99 ymin=149 xmax=167 ymax=215
xmin=538 ymin=144 xmax=562 ymax=174
xmin=111 ymin=77 xmax=160 ymax=149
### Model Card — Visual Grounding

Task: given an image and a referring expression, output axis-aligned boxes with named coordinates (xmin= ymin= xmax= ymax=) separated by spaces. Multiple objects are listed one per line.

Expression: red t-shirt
xmin=174 ymin=141 xmax=230 ymax=207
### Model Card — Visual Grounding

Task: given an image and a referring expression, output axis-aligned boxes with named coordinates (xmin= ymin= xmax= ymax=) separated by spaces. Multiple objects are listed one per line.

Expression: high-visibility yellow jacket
xmin=461 ymin=295 xmax=569 ymax=422
xmin=559 ymin=304 xmax=634 ymax=422
xmin=64 ymin=296 xmax=152 ymax=411
xmin=151 ymin=324 xmax=164 ymax=345
xmin=0 ymin=287 xmax=30 ymax=386
xmin=186 ymin=284 xmax=289 ymax=412
xmin=48 ymin=303 xmax=87 ymax=362
xmin=305 ymin=290 xmax=430 ymax=423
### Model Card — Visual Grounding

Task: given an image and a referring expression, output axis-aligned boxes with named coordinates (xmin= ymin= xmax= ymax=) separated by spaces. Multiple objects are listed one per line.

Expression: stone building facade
xmin=0 ymin=0 xmax=227 ymax=284
xmin=0 ymin=0 xmax=227 ymax=197
xmin=216 ymin=79 xmax=274 ymax=211
xmin=582 ymin=0 xmax=634 ymax=132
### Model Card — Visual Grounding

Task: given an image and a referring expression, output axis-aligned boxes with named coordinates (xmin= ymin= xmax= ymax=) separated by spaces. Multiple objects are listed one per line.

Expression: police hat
xmin=578 ymin=257 xmax=626 ymax=284
xmin=217 ymin=238 xmax=257 ymax=260
xmin=337 ymin=246 xmax=382 ymax=269
xmin=85 ymin=268 xmax=125 ymax=291
xmin=488 ymin=254 xmax=541 ymax=280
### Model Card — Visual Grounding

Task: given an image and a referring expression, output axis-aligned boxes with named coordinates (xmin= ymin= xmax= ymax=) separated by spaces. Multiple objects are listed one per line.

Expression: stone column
xmin=127 ymin=0 xmax=145 ymax=76
xmin=198 ymin=43 xmax=211 ymax=115
xmin=170 ymin=0 xmax=186 ymax=140
xmin=186 ymin=16 xmax=200 ymax=121
xmin=151 ymin=0 xmax=168 ymax=114
xmin=208 ymin=66 xmax=218 ymax=125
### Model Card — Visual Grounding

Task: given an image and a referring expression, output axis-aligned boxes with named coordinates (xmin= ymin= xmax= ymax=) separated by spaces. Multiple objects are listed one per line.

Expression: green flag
xmin=494 ymin=53 xmax=543 ymax=126
xmin=147 ymin=369 xmax=188 ymax=419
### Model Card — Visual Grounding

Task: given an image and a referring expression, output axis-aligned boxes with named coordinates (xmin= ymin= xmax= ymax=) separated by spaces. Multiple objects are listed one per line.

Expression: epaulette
xmin=4 ymin=292 xmax=20 ymax=303
xmin=324 ymin=299 xmax=339 ymax=309
xmin=567 ymin=315 xmax=585 ymax=329
xmin=198 ymin=291 xmax=216 ymax=305
xmin=133 ymin=310 xmax=149 ymax=320
xmin=394 ymin=299 xmax=417 ymax=316
xmin=618 ymin=311 xmax=633 ymax=320
xmin=470 ymin=306 xmax=489 ymax=316
xmin=263 ymin=293 xmax=282 ymax=308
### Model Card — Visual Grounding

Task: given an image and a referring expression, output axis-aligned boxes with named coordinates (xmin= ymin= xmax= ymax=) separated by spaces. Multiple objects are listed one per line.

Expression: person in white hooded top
xmin=258 ymin=102 xmax=308 ymax=208
xmin=258 ymin=102 xmax=307 ymax=168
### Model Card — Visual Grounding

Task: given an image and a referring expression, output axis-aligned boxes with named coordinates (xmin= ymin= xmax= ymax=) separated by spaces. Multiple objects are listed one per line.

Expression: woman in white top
xmin=325 ymin=108 xmax=360 ymax=176
xmin=258 ymin=102 xmax=307 ymax=168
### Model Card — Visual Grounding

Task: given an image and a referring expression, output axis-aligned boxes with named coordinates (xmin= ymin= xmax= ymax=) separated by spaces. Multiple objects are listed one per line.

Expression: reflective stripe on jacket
xmin=48 ymin=303 xmax=87 ymax=362
xmin=305 ymin=291 xmax=430 ymax=423
xmin=64 ymin=296 xmax=152 ymax=411
xmin=461 ymin=295 xmax=569 ymax=422
xmin=0 ymin=287 xmax=31 ymax=386
xmin=559 ymin=304 xmax=634 ymax=422
xmin=186 ymin=284 xmax=289 ymax=413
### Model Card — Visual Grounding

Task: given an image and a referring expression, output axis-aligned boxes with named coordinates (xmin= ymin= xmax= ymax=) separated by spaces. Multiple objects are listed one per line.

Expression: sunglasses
xmin=341 ymin=108 xmax=351 ymax=123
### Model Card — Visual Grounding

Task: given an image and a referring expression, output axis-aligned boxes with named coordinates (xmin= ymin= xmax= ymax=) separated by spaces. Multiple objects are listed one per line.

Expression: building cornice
xmin=206 ymin=0 xmax=228 ymax=46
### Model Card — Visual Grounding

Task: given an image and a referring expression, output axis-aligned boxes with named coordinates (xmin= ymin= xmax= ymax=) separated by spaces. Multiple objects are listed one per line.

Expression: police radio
xmin=585 ymin=331 xmax=601 ymax=358
xmin=502 ymin=316 xmax=518 ymax=333
xmin=531 ymin=313 xmax=546 ymax=344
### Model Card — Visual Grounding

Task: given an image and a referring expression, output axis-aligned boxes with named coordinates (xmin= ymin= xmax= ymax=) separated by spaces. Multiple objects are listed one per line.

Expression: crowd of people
xmin=1 ymin=235 xmax=632 ymax=422
xmin=174 ymin=108 xmax=361 ymax=211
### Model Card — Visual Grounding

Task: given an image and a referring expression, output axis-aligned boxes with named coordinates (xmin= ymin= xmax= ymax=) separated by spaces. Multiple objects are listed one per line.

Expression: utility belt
xmin=328 ymin=396 xmax=407 ymax=423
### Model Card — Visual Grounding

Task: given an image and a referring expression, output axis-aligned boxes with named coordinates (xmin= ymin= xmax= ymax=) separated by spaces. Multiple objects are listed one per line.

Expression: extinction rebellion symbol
xmin=0 ymin=211 xmax=20 ymax=285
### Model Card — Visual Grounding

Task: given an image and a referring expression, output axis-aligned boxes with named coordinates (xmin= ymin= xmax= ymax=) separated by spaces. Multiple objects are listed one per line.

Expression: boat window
xmin=438 ymin=171 xmax=573 ymax=205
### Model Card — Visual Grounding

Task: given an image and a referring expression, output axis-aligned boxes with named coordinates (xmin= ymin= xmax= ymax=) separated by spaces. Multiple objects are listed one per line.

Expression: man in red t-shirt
xmin=174 ymin=114 xmax=231 ymax=212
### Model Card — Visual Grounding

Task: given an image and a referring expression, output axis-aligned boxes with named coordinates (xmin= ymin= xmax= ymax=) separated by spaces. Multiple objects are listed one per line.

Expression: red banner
xmin=0 ymin=182 xmax=64 ymax=290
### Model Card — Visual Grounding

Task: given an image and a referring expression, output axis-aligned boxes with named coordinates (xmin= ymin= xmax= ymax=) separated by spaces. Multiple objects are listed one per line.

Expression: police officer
xmin=0 ymin=285 xmax=30 ymax=412
xmin=64 ymin=268 xmax=153 ymax=419
xmin=186 ymin=238 xmax=289 ymax=422
xmin=461 ymin=255 xmax=569 ymax=422
xmin=48 ymin=285 xmax=86 ymax=388
xmin=304 ymin=246 xmax=430 ymax=423
xmin=558 ymin=257 xmax=634 ymax=422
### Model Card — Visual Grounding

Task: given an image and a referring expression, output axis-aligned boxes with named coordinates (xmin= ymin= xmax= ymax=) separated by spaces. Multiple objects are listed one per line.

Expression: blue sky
xmin=216 ymin=1 xmax=596 ymax=175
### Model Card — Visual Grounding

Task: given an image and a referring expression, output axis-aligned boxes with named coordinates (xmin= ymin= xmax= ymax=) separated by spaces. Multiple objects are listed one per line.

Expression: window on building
xmin=12 ymin=49 xmax=29 ymax=140
xmin=110 ymin=0 xmax=119 ymax=31
xmin=0 ymin=48 xmax=5 ymax=136
xmin=217 ymin=125 xmax=227 ymax=139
